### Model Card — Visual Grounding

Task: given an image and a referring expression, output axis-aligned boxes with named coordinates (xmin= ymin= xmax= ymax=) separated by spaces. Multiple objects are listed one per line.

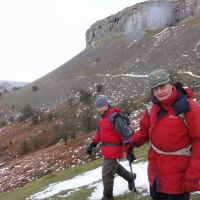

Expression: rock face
xmin=86 ymin=0 xmax=200 ymax=46
xmin=1 ymin=0 xmax=200 ymax=117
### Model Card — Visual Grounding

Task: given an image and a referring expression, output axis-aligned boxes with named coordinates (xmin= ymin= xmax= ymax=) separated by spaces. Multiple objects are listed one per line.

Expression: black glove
xmin=86 ymin=142 xmax=97 ymax=155
xmin=124 ymin=141 xmax=136 ymax=152
xmin=127 ymin=150 xmax=136 ymax=163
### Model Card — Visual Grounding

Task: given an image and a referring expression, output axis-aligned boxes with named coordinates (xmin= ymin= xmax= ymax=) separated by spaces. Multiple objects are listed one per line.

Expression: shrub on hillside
xmin=32 ymin=85 xmax=38 ymax=92
xmin=29 ymin=136 xmax=42 ymax=150
xmin=45 ymin=98 xmax=81 ymax=147
xmin=44 ymin=130 xmax=62 ymax=148
xmin=95 ymin=56 xmax=101 ymax=63
xmin=63 ymin=113 xmax=78 ymax=140
xmin=67 ymin=97 xmax=78 ymax=107
xmin=119 ymin=99 xmax=135 ymax=116
xmin=18 ymin=105 xmax=36 ymax=121
xmin=35 ymin=169 xmax=52 ymax=178
xmin=45 ymin=112 xmax=57 ymax=121
xmin=0 ymin=120 xmax=7 ymax=128
xmin=119 ymin=98 xmax=147 ymax=116
xmin=19 ymin=136 xmax=42 ymax=154
xmin=19 ymin=140 xmax=30 ymax=155
xmin=79 ymin=89 xmax=92 ymax=105
xmin=0 ymin=144 xmax=4 ymax=164
xmin=54 ymin=127 xmax=69 ymax=145
xmin=137 ymin=92 xmax=152 ymax=105
xmin=96 ymin=84 xmax=104 ymax=94
xmin=32 ymin=111 xmax=44 ymax=125
xmin=0 ymin=113 xmax=7 ymax=128
xmin=58 ymin=111 xmax=78 ymax=144
xmin=79 ymin=107 xmax=97 ymax=134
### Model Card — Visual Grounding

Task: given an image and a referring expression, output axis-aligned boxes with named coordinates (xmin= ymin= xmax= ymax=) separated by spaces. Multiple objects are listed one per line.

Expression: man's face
xmin=152 ymin=82 xmax=173 ymax=101
xmin=97 ymin=105 xmax=109 ymax=115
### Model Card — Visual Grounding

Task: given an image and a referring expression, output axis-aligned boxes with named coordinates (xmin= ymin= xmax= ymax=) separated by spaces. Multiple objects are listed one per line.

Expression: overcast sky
xmin=0 ymin=0 xmax=146 ymax=82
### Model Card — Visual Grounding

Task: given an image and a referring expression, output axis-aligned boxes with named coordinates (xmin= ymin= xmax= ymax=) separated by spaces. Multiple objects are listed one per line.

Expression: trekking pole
xmin=129 ymin=160 xmax=136 ymax=192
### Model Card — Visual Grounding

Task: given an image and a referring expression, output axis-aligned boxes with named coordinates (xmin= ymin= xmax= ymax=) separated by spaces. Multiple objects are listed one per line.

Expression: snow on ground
xmin=27 ymin=161 xmax=148 ymax=200
xmin=96 ymin=73 xmax=147 ymax=78
xmin=178 ymin=71 xmax=200 ymax=79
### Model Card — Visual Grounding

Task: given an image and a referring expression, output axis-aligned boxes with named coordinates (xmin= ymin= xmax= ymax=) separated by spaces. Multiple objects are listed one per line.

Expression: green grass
xmin=144 ymin=17 xmax=200 ymax=38
xmin=0 ymin=143 xmax=199 ymax=200
xmin=92 ymin=33 xmax=125 ymax=48
xmin=180 ymin=17 xmax=200 ymax=28
xmin=145 ymin=28 xmax=165 ymax=37
xmin=134 ymin=142 xmax=148 ymax=162
xmin=46 ymin=186 xmax=94 ymax=200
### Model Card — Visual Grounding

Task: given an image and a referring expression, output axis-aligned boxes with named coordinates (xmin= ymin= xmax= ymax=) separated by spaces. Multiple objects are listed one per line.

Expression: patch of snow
xmin=193 ymin=41 xmax=200 ymax=59
xmin=96 ymin=74 xmax=147 ymax=78
xmin=127 ymin=40 xmax=137 ymax=48
xmin=27 ymin=161 xmax=148 ymax=200
xmin=153 ymin=26 xmax=180 ymax=47
xmin=178 ymin=71 xmax=200 ymax=79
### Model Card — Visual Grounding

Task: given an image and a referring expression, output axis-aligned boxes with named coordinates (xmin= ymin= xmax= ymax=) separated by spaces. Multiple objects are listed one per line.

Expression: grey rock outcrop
xmin=86 ymin=0 xmax=200 ymax=46
xmin=1 ymin=0 xmax=200 ymax=118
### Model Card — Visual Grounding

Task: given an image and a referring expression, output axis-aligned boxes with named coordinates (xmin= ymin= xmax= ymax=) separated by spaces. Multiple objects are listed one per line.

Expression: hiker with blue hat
xmin=126 ymin=69 xmax=200 ymax=200
xmin=87 ymin=96 xmax=136 ymax=200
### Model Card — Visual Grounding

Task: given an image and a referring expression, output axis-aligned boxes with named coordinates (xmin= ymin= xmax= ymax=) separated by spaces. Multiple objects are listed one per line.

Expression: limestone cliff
xmin=2 ymin=0 xmax=200 ymax=117
xmin=86 ymin=0 xmax=200 ymax=46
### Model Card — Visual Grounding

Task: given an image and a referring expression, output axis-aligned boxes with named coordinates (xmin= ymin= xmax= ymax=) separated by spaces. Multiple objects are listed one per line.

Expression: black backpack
xmin=112 ymin=113 xmax=131 ymax=127
xmin=108 ymin=112 xmax=133 ymax=134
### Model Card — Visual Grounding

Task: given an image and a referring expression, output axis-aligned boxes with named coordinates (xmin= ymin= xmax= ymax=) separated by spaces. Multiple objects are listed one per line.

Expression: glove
xmin=127 ymin=150 xmax=136 ymax=163
xmin=124 ymin=141 xmax=135 ymax=153
xmin=86 ymin=142 xmax=97 ymax=155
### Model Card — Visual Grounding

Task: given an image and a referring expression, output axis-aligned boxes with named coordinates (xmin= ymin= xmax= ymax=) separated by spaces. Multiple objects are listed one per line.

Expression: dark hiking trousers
xmin=150 ymin=187 xmax=190 ymax=200
xmin=102 ymin=158 xmax=132 ymax=200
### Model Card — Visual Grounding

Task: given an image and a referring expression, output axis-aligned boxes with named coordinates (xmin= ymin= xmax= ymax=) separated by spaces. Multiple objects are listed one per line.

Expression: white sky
xmin=0 ymin=0 xmax=146 ymax=82
xmin=27 ymin=161 xmax=149 ymax=200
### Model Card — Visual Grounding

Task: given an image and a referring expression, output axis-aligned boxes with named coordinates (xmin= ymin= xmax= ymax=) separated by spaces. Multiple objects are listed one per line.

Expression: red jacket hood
xmin=104 ymin=107 xmax=120 ymax=117
xmin=185 ymin=88 xmax=193 ymax=98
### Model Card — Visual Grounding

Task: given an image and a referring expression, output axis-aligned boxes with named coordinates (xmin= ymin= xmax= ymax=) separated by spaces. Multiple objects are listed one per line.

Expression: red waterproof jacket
xmin=92 ymin=107 xmax=125 ymax=159
xmin=130 ymin=83 xmax=200 ymax=194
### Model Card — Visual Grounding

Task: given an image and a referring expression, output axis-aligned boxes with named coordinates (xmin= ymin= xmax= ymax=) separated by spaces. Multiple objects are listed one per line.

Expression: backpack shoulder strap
xmin=179 ymin=113 xmax=187 ymax=127
xmin=107 ymin=112 xmax=118 ymax=126
xmin=173 ymin=94 xmax=189 ymax=127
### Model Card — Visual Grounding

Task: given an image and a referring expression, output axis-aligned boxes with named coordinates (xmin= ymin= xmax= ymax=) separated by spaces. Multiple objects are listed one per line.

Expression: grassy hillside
xmin=1 ymin=143 xmax=199 ymax=200
xmin=0 ymin=144 xmax=148 ymax=200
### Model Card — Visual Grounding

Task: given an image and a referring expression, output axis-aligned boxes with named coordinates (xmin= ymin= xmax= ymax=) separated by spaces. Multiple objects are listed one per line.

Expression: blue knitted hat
xmin=95 ymin=96 xmax=109 ymax=107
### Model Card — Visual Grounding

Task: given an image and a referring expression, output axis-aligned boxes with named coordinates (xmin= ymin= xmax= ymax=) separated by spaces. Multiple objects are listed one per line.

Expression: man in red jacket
xmin=87 ymin=96 xmax=136 ymax=200
xmin=127 ymin=69 xmax=200 ymax=200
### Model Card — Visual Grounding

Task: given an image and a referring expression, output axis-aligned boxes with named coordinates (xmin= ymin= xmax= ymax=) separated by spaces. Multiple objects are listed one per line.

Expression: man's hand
xmin=127 ymin=150 xmax=136 ymax=163
xmin=86 ymin=142 xmax=97 ymax=155
xmin=124 ymin=141 xmax=135 ymax=153
xmin=86 ymin=145 xmax=93 ymax=155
